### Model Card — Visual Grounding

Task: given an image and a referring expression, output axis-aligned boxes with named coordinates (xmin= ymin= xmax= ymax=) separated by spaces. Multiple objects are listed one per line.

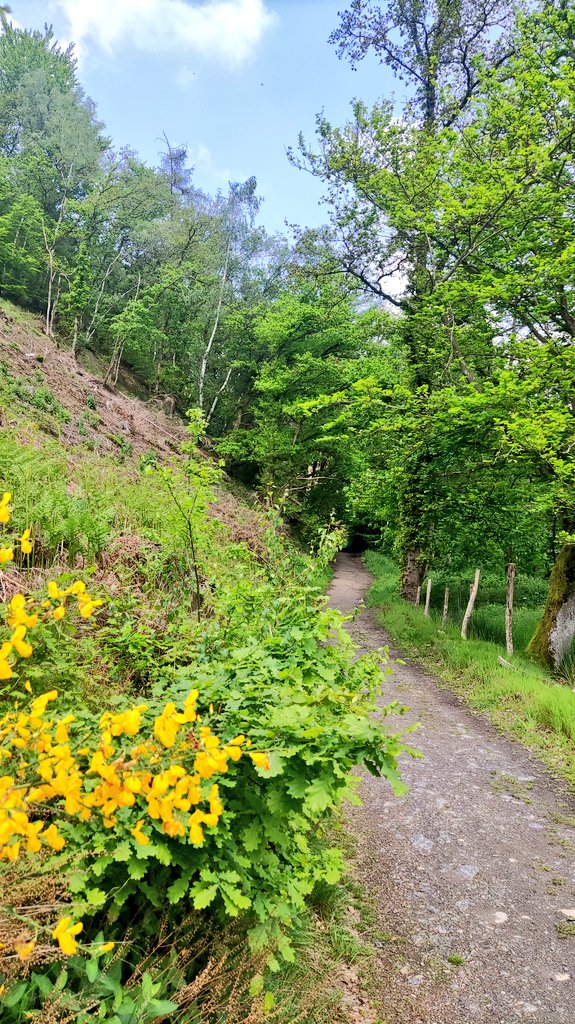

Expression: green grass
xmin=469 ymin=603 xmax=542 ymax=650
xmin=364 ymin=551 xmax=575 ymax=788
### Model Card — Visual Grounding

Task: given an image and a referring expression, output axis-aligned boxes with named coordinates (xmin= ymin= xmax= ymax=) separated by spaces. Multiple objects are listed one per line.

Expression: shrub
xmin=0 ymin=490 xmax=410 ymax=1018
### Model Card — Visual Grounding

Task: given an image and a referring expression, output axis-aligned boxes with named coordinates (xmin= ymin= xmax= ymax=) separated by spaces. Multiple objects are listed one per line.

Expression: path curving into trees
xmin=329 ymin=554 xmax=575 ymax=1024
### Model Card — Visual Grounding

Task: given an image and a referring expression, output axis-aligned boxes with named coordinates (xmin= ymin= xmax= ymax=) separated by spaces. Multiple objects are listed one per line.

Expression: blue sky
xmin=12 ymin=1 xmax=397 ymax=234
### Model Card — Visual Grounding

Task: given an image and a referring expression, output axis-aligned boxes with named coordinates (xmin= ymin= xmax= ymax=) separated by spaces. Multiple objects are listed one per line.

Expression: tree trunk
xmin=205 ymin=366 xmax=233 ymax=427
xmin=199 ymin=248 xmax=229 ymax=411
xmin=71 ymin=315 xmax=79 ymax=358
xmin=506 ymin=562 xmax=516 ymax=656
xmin=401 ymin=547 xmax=423 ymax=603
xmin=461 ymin=569 xmax=481 ymax=640
xmin=424 ymin=577 xmax=432 ymax=617
xmin=442 ymin=587 xmax=450 ymax=626
xmin=104 ymin=340 xmax=124 ymax=388
xmin=528 ymin=543 xmax=575 ymax=667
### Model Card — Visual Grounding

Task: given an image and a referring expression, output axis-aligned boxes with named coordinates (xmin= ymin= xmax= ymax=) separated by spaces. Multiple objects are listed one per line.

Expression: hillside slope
xmin=0 ymin=302 xmax=405 ymax=1024
xmin=1 ymin=298 xmax=186 ymax=458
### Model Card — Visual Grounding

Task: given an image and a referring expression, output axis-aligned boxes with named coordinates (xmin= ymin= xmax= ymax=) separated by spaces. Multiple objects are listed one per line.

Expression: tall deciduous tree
xmin=292 ymin=0 xmax=527 ymax=599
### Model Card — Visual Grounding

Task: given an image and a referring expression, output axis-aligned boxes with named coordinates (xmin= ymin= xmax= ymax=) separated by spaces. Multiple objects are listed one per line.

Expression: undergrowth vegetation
xmin=365 ymin=552 xmax=575 ymax=787
xmin=0 ymin=423 xmax=410 ymax=1022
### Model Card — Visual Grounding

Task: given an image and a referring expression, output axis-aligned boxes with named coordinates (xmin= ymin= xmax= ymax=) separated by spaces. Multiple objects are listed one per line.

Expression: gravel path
xmin=328 ymin=554 xmax=575 ymax=1024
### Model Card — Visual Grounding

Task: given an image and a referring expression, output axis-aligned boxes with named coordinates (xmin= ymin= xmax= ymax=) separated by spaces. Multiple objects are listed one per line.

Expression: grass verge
xmin=364 ymin=552 xmax=575 ymax=789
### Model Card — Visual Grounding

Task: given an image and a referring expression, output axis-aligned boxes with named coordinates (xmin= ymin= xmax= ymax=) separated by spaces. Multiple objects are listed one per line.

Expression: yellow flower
xmin=53 ymin=605 xmax=65 ymax=621
xmin=52 ymin=916 xmax=83 ymax=956
xmin=222 ymin=745 xmax=241 ymax=761
xmin=130 ymin=819 xmax=150 ymax=845
xmin=55 ymin=715 xmax=75 ymax=744
xmin=14 ymin=939 xmax=36 ymax=960
xmin=25 ymin=821 xmax=44 ymax=853
xmin=249 ymin=752 xmax=271 ymax=771
xmin=24 ymin=681 xmax=32 ymax=693
xmin=189 ymin=820 xmax=204 ymax=846
xmin=19 ymin=529 xmax=33 ymax=555
xmin=154 ymin=703 xmax=180 ymax=749
xmin=0 ymin=547 xmax=13 ymax=563
xmin=8 ymin=593 xmax=38 ymax=628
xmin=101 ymin=706 xmax=145 ymax=738
xmin=43 ymin=824 xmax=65 ymax=851
xmin=97 ymin=942 xmax=115 ymax=954
xmin=77 ymin=593 xmax=103 ymax=618
xmin=181 ymin=689 xmax=199 ymax=723
xmin=209 ymin=784 xmax=223 ymax=818
xmin=11 ymin=626 xmax=33 ymax=658
xmin=0 ymin=659 xmax=13 ymax=681
xmin=0 ymin=492 xmax=11 ymax=524
xmin=31 ymin=690 xmax=58 ymax=716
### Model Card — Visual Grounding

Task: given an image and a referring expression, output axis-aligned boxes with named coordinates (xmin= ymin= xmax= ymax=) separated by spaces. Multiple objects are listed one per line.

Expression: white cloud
xmin=189 ymin=142 xmax=241 ymax=187
xmin=55 ymin=0 xmax=276 ymax=66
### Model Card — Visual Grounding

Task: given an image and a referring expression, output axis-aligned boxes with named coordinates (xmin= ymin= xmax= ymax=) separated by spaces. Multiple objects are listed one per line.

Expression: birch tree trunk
xmin=205 ymin=366 xmax=233 ymax=427
xmin=506 ymin=562 xmax=516 ymax=656
xmin=424 ymin=577 xmax=432 ymax=617
xmin=42 ymin=170 xmax=72 ymax=337
xmin=198 ymin=248 xmax=229 ymax=411
xmin=461 ymin=569 xmax=481 ymax=640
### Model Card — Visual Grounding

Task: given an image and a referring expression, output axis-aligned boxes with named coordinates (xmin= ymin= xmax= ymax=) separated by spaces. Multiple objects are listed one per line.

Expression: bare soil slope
xmin=0 ymin=302 xmax=268 ymax=552
xmin=0 ymin=301 xmax=185 ymax=458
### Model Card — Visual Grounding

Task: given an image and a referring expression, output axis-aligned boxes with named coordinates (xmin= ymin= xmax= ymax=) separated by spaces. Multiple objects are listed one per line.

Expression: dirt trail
xmin=328 ymin=554 xmax=575 ymax=1024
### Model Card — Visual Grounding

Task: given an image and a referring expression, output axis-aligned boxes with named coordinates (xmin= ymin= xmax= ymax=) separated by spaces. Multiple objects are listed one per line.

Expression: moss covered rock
xmin=528 ymin=543 xmax=575 ymax=667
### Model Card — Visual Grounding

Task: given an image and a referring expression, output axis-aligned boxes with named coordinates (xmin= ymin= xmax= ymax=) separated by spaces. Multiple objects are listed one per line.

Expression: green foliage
xmin=0 ymin=421 xmax=409 ymax=1019
xmin=282 ymin=0 xmax=575 ymax=629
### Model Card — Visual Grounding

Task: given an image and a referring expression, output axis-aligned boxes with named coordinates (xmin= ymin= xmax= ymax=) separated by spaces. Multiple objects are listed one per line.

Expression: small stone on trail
xmin=458 ymin=864 xmax=480 ymax=880
xmin=554 ymin=973 xmax=570 ymax=982
xmin=559 ymin=908 xmax=575 ymax=920
xmin=408 ymin=975 xmax=423 ymax=987
xmin=493 ymin=912 xmax=509 ymax=924
xmin=410 ymin=833 xmax=434 ymax=851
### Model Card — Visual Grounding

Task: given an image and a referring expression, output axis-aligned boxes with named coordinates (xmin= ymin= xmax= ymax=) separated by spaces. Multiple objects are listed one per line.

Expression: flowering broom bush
xmin=0 ymin=488 xmax=412 ymax=1020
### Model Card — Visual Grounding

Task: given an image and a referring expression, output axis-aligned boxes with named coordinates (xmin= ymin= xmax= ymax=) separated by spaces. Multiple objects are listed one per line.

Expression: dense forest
xmin=2 ymin=2 xmax=575 ymax=667
xmin=1 ymin=1 xmax=575 ymax=1019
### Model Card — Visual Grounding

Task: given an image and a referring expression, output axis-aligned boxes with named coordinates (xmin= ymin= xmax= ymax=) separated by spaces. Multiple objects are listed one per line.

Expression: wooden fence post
xmin=506 ymin=562 xmax=516 ymax=656
xmin=461 ymin=569 xmax=481 ymax=640
xmin=415 ymin=584 xmax=421 ymax=606
xmin=442 ymin=587 xmax=450 ymax=626
xmin=424 ymin=577 xmax=432 ymax=617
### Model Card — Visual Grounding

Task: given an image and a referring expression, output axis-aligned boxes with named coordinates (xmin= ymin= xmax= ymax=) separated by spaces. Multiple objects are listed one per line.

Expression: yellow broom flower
xmin=52 ymin=917 xmax=83 ymax=956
